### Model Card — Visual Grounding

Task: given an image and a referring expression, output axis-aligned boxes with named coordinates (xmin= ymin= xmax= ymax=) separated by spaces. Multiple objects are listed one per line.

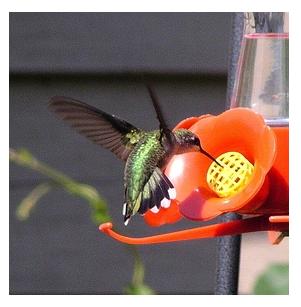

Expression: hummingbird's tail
xmin=123 ymin=203 xmax=132 ymax=226
xmin=122 ymin=167 xmax=177 ymax=226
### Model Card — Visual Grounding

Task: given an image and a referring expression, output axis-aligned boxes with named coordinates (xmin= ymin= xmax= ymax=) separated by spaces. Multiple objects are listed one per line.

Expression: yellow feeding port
xmin=206 ymin=152 xmax=254 ymax=198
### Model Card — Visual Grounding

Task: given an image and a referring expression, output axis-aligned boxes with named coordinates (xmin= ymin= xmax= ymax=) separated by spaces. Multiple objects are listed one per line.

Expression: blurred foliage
xmin=16 ymin=182 xmax=52 ymax=221
xmin=253 ymin=263 xmax=289 ymax=295
xmin=124 ymin=283 xmax=155 ymax=295
xmin=10 ymin=147 xmax=154 ymax=295
xmin=10 ymin=148 xmax=111 ymax=224
xmin=124 ymin=245 xmax=155 ymax=295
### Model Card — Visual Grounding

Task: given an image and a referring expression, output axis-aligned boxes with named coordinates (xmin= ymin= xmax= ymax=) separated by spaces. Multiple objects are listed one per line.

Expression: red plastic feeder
xmin=99 ymin=108 xmax=289 ymax=245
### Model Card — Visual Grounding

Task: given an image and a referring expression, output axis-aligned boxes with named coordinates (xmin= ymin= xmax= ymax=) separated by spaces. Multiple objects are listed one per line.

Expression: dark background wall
xmin=10 ymin=12 xmax=232 ymax=294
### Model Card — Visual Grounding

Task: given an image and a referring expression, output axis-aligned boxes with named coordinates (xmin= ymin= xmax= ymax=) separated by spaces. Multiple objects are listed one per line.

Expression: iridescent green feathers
xmin=122 ymin=131 xmax=176 ymax=224
xmin=123 ymin=166 xmax=176 ymax=225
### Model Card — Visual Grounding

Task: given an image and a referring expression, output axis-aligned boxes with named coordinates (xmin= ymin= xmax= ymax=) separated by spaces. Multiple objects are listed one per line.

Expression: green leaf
xmin=16 ymin=182 xmax=52 ymax=221
xmin=253 ymin=263 xmax=289 ymax=295
xmin=16 ymin=148 xmax=34 ymax=162
xmin=124 ymin=283 xmax=155 ymax=295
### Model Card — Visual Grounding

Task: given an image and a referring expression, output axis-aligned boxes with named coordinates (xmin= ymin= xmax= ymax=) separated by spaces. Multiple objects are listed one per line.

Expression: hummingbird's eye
xmin=193 ymin=136 xmax=200 ymax=146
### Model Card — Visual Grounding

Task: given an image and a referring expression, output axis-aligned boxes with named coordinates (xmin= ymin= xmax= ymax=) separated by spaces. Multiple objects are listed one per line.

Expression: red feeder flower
xmin=99 ymin=108 xmax=288 ymax=245
xmin=143 ymin=199 xmax=182 ymax=227
xmin=165 ymin=107 xmax=280 ymax=221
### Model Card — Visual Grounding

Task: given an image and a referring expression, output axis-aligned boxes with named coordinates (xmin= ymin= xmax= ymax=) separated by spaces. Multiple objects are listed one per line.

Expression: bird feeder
xmin=99 ymin=108 xmax=288 ymax=244
xmin=99 ymin=13 xmax=289 ymax=246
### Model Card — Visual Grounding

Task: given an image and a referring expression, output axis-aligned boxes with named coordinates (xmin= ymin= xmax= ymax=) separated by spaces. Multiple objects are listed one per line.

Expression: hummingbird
xmin=49 ymin=86 xmax=219 ymax=225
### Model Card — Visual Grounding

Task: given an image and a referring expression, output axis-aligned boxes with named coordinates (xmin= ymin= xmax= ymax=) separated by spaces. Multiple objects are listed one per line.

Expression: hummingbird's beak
xmin=199 ymin=145 xmax=223 ymax=167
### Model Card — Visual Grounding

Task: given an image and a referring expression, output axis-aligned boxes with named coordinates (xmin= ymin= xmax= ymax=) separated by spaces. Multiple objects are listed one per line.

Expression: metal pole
xmin=214 ymin=12 xmax=245 ymax=295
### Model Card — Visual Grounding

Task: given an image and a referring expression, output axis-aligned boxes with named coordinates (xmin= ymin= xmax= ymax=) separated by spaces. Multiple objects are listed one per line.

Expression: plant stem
xmin=10 ymin=148 xmax=111 ymax=222
xmin=10 ymin=147 xmax=152 ymax=293
xmin=10 ymin=148 xmax=79 ymax=187
xmin=131 ymin=246 xmax=145 ymax=286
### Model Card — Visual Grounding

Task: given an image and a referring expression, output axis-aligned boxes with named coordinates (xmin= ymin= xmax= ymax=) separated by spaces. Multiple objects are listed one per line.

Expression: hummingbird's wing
xmin=49 ymin=96 xmax=144 ymax=161
xmin=146 ymin=86 xmax=174 ymax=146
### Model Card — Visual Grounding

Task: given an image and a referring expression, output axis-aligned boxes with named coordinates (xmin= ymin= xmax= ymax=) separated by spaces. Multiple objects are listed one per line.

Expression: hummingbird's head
xmin=174 ymin=129 xmax=221 ymax=166
xmin=174 ymin=129 xmax=201 ymax=153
